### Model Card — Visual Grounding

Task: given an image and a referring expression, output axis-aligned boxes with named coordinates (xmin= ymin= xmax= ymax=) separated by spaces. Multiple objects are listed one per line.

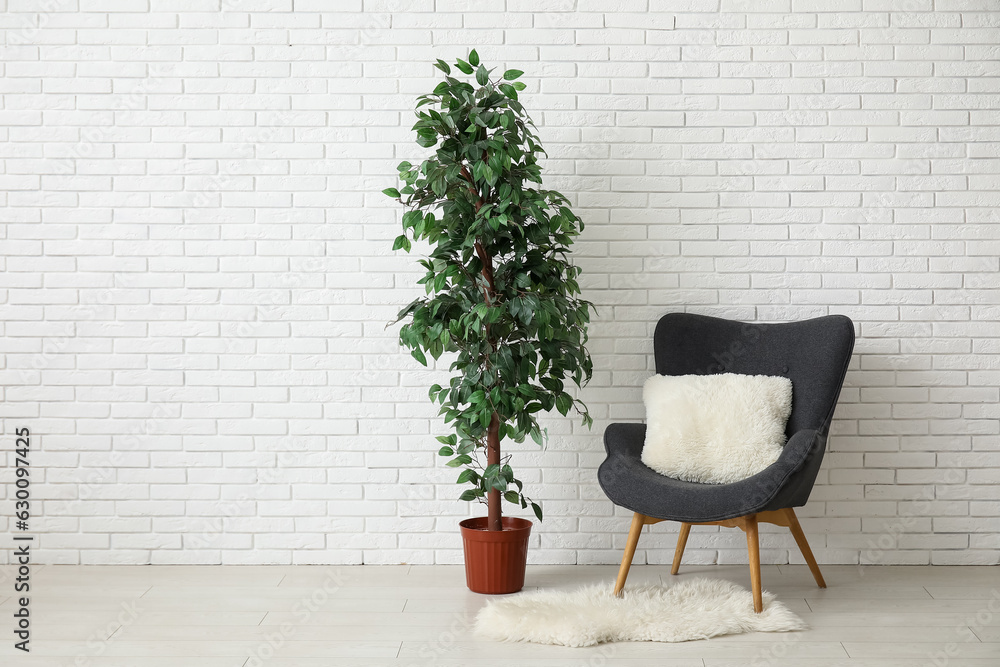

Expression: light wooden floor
xmin=1 ymin=564 xmax=998 ymax=666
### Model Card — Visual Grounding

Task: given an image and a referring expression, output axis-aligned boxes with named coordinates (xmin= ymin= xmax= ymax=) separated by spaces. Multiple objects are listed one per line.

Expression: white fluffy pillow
xmin=641 ymin=373 xmax=793 ymax=485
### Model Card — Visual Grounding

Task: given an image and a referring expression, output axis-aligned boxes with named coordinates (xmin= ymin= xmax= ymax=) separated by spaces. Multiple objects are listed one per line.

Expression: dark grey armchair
xmin=599 ymin=313 xmax=855 ymax=612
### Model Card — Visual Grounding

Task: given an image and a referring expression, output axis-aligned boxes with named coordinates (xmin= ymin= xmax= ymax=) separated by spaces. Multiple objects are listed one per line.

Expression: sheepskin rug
xmin=641 ymin=372 xmax=793 ymax=484
xmin=475 ymin=578 xmax=806 ymax=647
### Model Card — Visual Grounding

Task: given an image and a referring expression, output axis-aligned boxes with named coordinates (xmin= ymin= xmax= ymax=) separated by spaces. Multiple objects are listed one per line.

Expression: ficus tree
xmin=386 ymin=51 xmax=594 ymax=532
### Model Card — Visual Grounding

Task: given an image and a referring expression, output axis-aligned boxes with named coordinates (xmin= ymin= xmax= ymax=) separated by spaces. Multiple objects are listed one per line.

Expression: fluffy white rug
xmin=475 ymin=578 xmax=806 ymax=647
xmin=642 ymin=372 xmax=793 ymax=484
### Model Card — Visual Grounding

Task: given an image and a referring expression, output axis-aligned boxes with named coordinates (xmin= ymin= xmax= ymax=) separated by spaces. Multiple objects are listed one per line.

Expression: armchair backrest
xmin=653 ymin=313 xmax=855 ymax=438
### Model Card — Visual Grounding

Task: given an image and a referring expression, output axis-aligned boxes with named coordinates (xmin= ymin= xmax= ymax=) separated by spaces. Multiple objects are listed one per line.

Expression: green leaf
xmin=469 ymin=49 xmax=480 ymax=67
xmin=499 ymin=83 xmax=518 ymax=100
xmin=402 ymin=210 xmax=422 ymax=229
xmin=411 ymin=347 xmax=427 ymax=366
xmin=531 ymin=502 xmax=542 ymax=522
xmin=459 ymin=489 xmax=478 ymax=502
xmin=382 ymin=187 xmax=400 ymax=198
xmin=504 ymin=491 xmax=520 ymax=504
xmin=555 ymin=393 xmax=572 ymax=416
xmin=438 ymin=446 xmax=453 ymax=456
xmin=391 ymin=235 xmax=411 ymax=252
xmin=476 ymin=65 xmax=489 ymax=86
xmin=434 ymin=59 xmax=451 ymax=75
xmin=503 ymin=69 xmax=523 ymax=80
xmin=447 ymin=454 xmax=473 ymax=468
xmin=455 ymin=59 xmax=473 ymax=75
xmin=540 ymin=376 xmax=562 ymax=393
xmin=457 ymin=469 xmax=477 ymax=484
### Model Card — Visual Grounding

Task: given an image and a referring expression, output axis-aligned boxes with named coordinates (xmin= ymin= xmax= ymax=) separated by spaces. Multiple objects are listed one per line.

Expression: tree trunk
xmin=487 ymin=411 xmax=502 ymax=532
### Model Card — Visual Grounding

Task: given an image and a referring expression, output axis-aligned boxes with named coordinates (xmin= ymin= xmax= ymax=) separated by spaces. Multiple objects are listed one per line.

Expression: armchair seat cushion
xmin=599 ymin=423 xmax=822 ymax=523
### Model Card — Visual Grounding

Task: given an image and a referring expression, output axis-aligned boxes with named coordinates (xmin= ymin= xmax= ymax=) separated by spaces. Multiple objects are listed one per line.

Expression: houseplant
xmin=387 ymin=51 xmax=594 ymax=594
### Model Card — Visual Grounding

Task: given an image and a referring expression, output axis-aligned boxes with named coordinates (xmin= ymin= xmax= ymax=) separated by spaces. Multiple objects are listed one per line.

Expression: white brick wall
xmin=1 ymin=2 xmax=998 ymax=566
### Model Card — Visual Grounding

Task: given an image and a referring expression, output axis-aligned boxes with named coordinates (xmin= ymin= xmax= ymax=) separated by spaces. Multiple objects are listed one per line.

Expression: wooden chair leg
xmin=614 ymin=513 xmax=646 ymax=597
xmin=784 ymin=508 xmax=826 ymax=589
xmin=670 ymin=522 xmax=691 ymax=575
xmin=744 ymin=514 xmax=763 ymax=613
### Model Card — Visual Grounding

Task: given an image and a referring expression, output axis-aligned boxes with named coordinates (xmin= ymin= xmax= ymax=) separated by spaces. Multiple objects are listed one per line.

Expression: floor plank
xmin=844 ymin=642 xmax=1000 ymax=659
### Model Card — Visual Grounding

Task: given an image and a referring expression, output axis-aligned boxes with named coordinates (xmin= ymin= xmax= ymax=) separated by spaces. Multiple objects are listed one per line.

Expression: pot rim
xmin=459 ymin=516 xmax=533 ymax=534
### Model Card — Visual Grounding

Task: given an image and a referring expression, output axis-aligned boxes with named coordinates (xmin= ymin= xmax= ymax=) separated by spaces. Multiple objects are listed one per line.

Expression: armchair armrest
xmin=758 ymin=428 xmax=827 ymax=511
xmin=727 ymin=429 xmax=821 ymax=508
xmin=775 ymin=429 xmax=822 ymax=476
xmin=603 ymin=422 xmax=646 ymax=459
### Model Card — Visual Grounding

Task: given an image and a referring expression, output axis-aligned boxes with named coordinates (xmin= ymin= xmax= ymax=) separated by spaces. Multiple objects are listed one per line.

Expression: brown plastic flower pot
xmin=459 ymin=516 xmax=533 ymax=594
